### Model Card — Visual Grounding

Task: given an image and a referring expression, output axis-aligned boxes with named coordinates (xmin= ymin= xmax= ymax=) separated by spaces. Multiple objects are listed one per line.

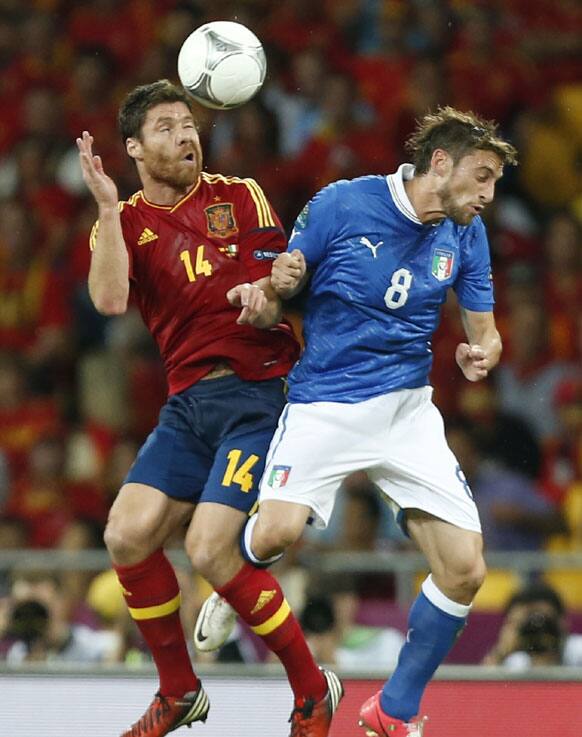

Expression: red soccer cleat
xmin=359 ymin=691 xmax=427 ymax=737
xmin=288 ymin=668 xmax=344 ymax=737
xmin=120 ymin=686 xmax=210 ymax=737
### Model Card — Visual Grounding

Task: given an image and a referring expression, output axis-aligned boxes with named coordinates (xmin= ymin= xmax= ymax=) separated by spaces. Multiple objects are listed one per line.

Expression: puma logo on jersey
xmin=360 ymin=236 xmax=384 ymax=258
xmin=251 ymin=589 xmax=277 ymax=614
xmin=137 ymin=228 xmax=159 ymax=246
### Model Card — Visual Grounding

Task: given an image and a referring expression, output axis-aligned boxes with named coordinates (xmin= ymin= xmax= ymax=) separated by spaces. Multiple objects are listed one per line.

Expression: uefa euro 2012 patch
xmin=296 ymin=203 xmax=309 ymax=228
xmin=267 ymin=465 xmax=291 ymax=488
xmin=252 ymin=249 xmax=279 ymax=260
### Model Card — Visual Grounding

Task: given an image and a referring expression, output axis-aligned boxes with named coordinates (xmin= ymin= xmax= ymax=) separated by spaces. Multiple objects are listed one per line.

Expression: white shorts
xmin=259 ymin=386 xmax=481 ymax=533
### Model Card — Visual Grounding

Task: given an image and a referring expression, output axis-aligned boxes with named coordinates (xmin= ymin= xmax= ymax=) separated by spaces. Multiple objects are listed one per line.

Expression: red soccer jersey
xmin=90 ymin=173 xmax=299 ymax=395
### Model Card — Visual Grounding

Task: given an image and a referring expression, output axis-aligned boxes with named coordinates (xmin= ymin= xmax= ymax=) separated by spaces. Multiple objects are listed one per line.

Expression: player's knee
xmin=185 ymin=511 xmax=242 ymax=583
xmin=187 ymin=535 xmax=238 ymax=582
xmin=187 ymin=543 xmax=214 ymax=580
xmin=445 ymin=555 xmax=486 ymax=600
xmin=104 ymin=513 xmax=154 ymax=565
xmin=252 ymin=516 xmax=303 ymax=559
xmin=460 ymin=558 xmax=486 ymax=598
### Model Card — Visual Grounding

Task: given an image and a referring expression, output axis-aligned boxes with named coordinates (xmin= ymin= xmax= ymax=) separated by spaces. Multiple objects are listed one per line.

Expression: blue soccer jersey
xmin=287 ymin=164 xmax=495 ymax=403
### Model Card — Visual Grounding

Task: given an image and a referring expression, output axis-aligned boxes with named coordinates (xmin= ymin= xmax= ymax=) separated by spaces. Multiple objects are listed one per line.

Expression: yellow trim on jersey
xmin=247 ymin=183 xmax=266 ymax=226
xmin=245 ymin=179 xmax=269 ymax=228
xmin=137 ymin=179 xmax=202 ymax=212
xmin=246 ymin=178 xmax=276 ymax=228
xmin=202 ymin=172 xmax=237 ymax=184
xmin=250 ymin=599 xmax=291 ymax=636
xmin=202 ymin=172 xmax=275 ymax=228
xmin=89 ymin=199 xmax=132 ymax=251
xmin=128 ymin=593 xmax=181 ymax=621
xmin=170 ymin=177 xmax=202 ymax=211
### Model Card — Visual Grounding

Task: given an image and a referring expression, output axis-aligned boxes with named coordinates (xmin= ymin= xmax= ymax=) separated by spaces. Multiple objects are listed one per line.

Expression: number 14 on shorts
xmin=221 ymin=449 xmax=259 ymax=492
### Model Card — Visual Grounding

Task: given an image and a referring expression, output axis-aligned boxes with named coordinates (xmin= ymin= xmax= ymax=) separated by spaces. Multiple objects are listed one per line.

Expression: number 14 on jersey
xmin=180 ymin=245 xmax=213 ymax=282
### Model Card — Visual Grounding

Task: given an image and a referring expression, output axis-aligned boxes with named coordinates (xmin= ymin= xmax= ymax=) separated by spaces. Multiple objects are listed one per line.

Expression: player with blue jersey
xmin=286 ymin=167 xmax=495 ymax=405
xmin=196 ymin=107 xmax=517 ymax=736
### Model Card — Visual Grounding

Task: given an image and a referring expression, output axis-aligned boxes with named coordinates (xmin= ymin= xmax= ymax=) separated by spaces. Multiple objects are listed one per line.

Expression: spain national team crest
xmin=431 ymin=248 xmax=455 ymax=281
xmin=204 ymin=202 xmax=238 ymax=238
xmin=268 ymin=465 xmax=291 ymax=489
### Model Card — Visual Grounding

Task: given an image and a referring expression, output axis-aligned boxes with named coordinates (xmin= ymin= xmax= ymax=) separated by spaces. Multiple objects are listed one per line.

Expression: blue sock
xmin=381 ymin=578 xmax=469 ymax=721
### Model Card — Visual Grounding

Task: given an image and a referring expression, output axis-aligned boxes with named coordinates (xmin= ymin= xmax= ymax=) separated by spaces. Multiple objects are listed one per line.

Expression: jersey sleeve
xmin=453 ymin=217 xmax=495 ymax=312
xmin=89 ymin=202 xmax=135 ymax=280
xmin=236 ymin=178 xmax=287 ymax=281
xmin=288 ymin=183 xmax=337 ymax=269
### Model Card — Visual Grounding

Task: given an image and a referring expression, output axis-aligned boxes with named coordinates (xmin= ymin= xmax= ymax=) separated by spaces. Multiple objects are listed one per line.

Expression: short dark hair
xmin=505 ymin=582 xmax=565 ymax=618
xmin=405 ymin=106 xmax=518 ymax=174
xmin=118 ymin=79 xmax=194 ymax=142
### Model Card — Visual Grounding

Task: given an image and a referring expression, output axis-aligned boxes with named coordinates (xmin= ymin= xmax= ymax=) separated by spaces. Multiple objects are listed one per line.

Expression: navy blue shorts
xmin=125 ymin=375 xmax=286 ymax=513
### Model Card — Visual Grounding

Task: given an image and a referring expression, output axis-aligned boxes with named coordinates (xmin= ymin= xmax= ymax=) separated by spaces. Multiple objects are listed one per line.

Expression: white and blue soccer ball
xmin=178 ymin=21 xmax=267 ymax=110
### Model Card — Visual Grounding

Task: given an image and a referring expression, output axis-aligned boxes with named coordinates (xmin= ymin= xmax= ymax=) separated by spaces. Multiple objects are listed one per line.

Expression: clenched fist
xmin=455 ymin=343 xmax=490 ymax=382
xmin=272 ymin=249 xmax=307 ymax=298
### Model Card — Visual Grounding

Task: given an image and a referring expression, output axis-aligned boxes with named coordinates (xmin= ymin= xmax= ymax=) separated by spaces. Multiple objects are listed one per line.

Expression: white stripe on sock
xmin=243 ymin=514 xmax=282 ymax=565
xmin=421 ymin=574 xmax=472 ymax=618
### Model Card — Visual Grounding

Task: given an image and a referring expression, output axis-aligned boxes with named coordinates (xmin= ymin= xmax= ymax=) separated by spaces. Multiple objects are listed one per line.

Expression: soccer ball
xmin=178 ymin=21 xmax=267 ymax=110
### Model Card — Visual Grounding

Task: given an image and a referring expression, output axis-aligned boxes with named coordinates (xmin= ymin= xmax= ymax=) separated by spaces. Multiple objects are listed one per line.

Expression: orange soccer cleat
xmin=120 ymin=686 xmax=210 ymax=737
xmin=288 ymin=668 xmax=344 ymax=737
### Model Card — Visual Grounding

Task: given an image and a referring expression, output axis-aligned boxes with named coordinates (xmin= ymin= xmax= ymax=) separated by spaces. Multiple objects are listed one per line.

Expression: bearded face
xmin=129 ymin=102 xmax=203 ymax=191
xmin=437 ymin=150 xmax=503 ymax=226
xmin=140 ymin=138 xmax=202 ymax=189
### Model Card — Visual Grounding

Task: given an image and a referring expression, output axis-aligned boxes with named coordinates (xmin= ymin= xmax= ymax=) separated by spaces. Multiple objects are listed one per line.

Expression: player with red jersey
xmin=77 ymin=80 xmax=342 ymax=737
xmin=91 ymin=173 xmax=299 ymax=395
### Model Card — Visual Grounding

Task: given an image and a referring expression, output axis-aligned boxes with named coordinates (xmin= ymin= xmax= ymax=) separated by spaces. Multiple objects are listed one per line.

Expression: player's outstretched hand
xmin=455 ymin=343 xmax=489 ymax=382
xmin=76 ymin=130 xmax=118 ymax=209
xmin=227 ymin=282 xmax=268 ymax=325
xmin=272 ymin=249 xmax=306 ymax=297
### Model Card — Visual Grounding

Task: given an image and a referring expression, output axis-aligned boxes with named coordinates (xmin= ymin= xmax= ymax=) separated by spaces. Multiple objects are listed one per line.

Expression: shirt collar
xmin=386 ymin=163 xmax=421 ymax=224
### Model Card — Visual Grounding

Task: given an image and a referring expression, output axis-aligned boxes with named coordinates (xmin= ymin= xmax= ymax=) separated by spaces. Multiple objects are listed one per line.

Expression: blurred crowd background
xmin=0 ymin=0 xmax=580 ymax=669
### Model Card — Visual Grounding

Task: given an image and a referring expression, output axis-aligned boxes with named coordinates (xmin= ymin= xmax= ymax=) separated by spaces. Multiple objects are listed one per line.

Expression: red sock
xmin=217 ymin=563 xmax=326 ymax=702
xmin=114 ymin=549 xmax=199 ymax=697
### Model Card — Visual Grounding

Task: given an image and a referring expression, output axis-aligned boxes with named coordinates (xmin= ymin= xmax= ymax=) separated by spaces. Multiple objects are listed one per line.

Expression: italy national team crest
xmin=204 ymin=202 xmax=238 ymax=238
xmin=431 ymin=248 xmax=455 ymax=281
xmin=268 ymin=465 xmax=291 ymax=489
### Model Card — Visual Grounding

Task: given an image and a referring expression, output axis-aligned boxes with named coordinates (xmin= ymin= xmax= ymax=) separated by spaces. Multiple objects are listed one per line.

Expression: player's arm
xmin=232 ymin=178 xmax=289 ymax=324
xmin=271 ymin=249 xmax=308 ymax=299
xmin=272 ymin=184 xmax=337 ymax=299
xmin=456 ymin=308 xmax=502 ymax=382
xmin=77 ymin=131 xmax=129 ymax=315
xmin=226 ymin=276 xmax=282 ymax=328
